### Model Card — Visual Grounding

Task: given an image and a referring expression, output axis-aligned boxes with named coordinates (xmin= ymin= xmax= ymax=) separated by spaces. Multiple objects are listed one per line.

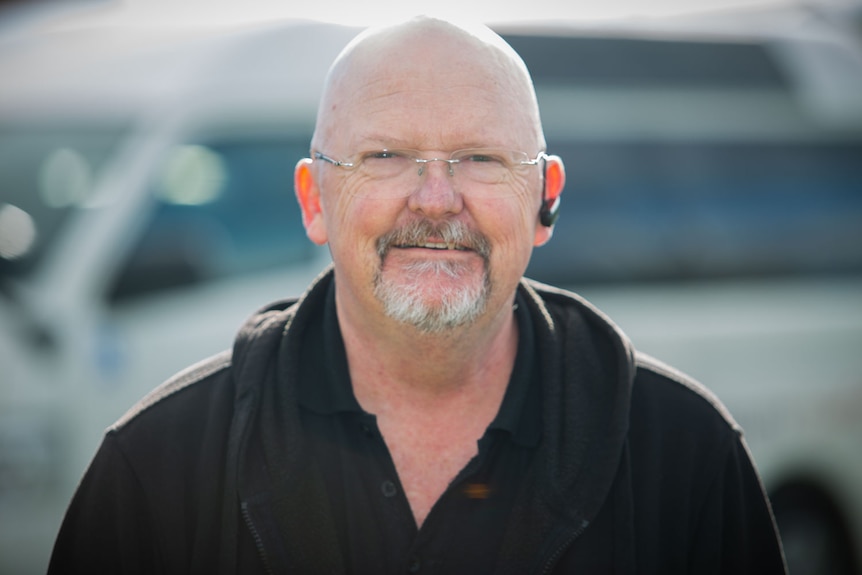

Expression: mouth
xmin=394 ymin=240 xmax=471 ymax=251
xmin=379 ymin=219 xmax=491 ymax=260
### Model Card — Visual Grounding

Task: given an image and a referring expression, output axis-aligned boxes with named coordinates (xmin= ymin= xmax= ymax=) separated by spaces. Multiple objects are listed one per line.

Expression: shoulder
xmin=83 ymin=346 xmax=257 ymax=523
xmin=78 ymin=349 xmax=241 ymax=502
xmin=111 ymin=349 xmax=234 ymax=433
xmin=524 ymin=278 xmax=742 ymax=449
xmin=522 ymin=278 xmax=740 ymax=433
xmin=520 ymin=279 xmax=634 ymax=374
xmin=632 ymin=351 xmax=741 ymax=437
xmin=103 ymin=351 xmax=238 ymax=474
xmin=104 ymin=276 xmax=325 ymax=447
xmin=520 ymin=278 xmax=625 ymax=335
xmin=107 ymin=291 xmax=309 ymax=436
xmin=628 ymin=351 xmax=745 ymax=493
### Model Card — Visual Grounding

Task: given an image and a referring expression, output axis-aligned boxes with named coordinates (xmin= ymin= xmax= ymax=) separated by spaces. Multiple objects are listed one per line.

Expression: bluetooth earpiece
xmin=539 ymin=155 xmax=564 ymax=227
xmin=540 ymin=197 xmax=560 ymax=227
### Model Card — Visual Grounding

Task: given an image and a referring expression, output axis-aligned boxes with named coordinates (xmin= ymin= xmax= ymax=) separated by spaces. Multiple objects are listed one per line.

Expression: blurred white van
xmin=1 ymin=10 xmax=861 ymax=574
xmin=0 ymin=21 xmax=356 ymax=574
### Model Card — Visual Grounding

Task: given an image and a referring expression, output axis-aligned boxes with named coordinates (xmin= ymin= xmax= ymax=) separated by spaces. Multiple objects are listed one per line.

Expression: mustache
xmin=376 ymin=219 xmax=491 ymax=260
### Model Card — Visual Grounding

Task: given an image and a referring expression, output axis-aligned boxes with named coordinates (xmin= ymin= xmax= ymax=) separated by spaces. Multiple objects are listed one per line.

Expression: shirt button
xmin=407 ymin=557 xmax=422 ymax=573
xmin=381 ymin=480 xmax=397 ymax=498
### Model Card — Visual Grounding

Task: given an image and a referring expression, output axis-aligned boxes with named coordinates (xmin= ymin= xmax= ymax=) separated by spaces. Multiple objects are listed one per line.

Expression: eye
xmin=359 ymin=150 xmax=414 ymax=177
xmin=468 ymin=154 xmax=498 ymax=163
xmin=458 ymin=151 xmax=508 ymax=166
xmin=365 ymin=150 xmax=405 ymax=160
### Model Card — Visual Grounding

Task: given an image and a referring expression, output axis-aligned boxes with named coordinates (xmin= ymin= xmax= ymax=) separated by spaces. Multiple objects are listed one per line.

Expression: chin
xmin=373 ymin=260 xmax=491 ymax=334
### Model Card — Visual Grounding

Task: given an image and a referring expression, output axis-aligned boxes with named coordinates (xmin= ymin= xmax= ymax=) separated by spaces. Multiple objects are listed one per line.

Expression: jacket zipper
xmin=539 ymin=519 xmax=590 ymax=574
xmin=241 ymin=501 xmax=276 ymax=575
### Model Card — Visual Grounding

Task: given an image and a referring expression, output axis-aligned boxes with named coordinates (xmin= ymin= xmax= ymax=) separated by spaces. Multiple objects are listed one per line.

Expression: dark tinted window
xmin=501 ymin=33 xmax=789 ymax=88
xmin=109 ymin=136 xmax=314 ymax=302
xmin=0 ymin=124 xmax=124 ymax=278
xmin=528 ymin=139 xmax=862 ymax=284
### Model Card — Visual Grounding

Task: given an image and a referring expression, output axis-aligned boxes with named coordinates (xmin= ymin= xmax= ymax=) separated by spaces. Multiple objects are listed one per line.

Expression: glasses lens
xmin=334 ymin=148 xmax=537 ymax=199
xmin=359 ymin=150 xmax=416 ymax=180
xmin=453 ymin=149 xmax=524 ymax=186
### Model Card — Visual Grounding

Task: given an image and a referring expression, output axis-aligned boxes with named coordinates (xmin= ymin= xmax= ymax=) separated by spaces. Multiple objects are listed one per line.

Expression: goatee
xmin=373 ymin=219 xmax=491 ymax=334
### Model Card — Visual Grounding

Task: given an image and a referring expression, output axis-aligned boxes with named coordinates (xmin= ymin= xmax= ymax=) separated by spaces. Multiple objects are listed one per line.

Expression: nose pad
xmin=409 ymin=159 xmax=462 ymax=213
xmin=417 ymin=159 xmax=455 ymax=177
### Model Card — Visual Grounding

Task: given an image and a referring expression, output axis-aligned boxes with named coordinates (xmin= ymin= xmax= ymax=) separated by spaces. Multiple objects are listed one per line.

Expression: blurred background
xmin=1 ymin=0 xmax=861 ymax=573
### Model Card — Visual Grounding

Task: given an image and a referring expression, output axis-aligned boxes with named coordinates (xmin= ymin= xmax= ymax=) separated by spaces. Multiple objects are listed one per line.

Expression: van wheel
xmin=770 ymin=484 xmax=857 ymax=575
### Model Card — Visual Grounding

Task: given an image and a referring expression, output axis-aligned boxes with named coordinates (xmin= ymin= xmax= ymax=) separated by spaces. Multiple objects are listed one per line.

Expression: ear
xmin=534 ymin=154 xmax=565 ymax=247
xmin=295 ymin=158 xmax=328 ymax=245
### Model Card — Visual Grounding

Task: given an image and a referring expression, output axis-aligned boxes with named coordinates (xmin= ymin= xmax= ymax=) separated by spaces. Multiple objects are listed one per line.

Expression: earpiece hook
xmin=539 ymin=156 xmax=560 ymax=227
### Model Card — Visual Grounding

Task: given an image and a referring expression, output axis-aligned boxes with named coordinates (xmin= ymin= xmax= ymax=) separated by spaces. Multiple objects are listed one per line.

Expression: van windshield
xmin=0 ymin=124 xmax=125 ymax=279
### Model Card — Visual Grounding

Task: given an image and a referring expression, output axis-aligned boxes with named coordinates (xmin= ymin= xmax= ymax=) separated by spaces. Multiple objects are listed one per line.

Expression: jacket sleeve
xmin=47 ymin=432 xmax=162 ymax=575
xmin=689 ymin=433 xmax=787 ymax=574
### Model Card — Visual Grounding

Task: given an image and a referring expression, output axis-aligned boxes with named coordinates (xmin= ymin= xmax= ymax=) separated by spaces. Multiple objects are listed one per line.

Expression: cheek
xmin=319 ymin=180 xmax=404 ymax=261
xmin=499 ymin=172 xmax=543 ymax=221
xmin=319 ymin=173 xmax=372 ymax=237
xmin=502 ymin=180 xmax=543 ymax=236
xmin=470 ymin=189 xmax=540 ymax=254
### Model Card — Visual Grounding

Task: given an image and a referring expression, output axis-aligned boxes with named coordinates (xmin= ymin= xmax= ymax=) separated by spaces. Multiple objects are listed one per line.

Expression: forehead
xmin=316 ymin=22 xmax=542 ymax=151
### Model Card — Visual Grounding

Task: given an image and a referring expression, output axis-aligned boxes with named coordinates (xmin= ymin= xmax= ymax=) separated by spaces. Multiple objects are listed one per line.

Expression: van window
xmin=507 ymin=32 xmax=862 ymax=286
xmin=503 ymin=34 xmax=789 ymax=89
xmin=527 ymin=138 xmax=862 ymax=284
xmin=108 ymin=136 xmax=314 ymax=302
xmin=0 ymin=124 xmax=124 ymax=278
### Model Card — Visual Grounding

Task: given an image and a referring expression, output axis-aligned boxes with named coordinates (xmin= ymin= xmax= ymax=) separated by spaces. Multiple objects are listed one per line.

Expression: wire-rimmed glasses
xmin=312 ymin=148 xmax=546 ymax=198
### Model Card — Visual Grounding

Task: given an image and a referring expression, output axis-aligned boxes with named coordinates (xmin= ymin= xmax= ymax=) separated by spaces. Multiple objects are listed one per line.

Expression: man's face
xmin=307 ymin=29 xmax=549 ymax=333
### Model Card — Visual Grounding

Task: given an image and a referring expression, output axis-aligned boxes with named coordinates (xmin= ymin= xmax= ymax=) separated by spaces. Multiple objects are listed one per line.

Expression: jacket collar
xmin=491 ymin=279 xmax=635 ymax=574
xmin=296 ymin=276 xmax=542 ymax=448
xmin=228 ymin=268 xmax=636 ymax=573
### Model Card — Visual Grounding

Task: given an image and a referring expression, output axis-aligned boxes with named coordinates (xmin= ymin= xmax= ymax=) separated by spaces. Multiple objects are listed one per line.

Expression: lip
xmin=394 ymin=241 xmax=471 ymax=251
xmin=377 ymin=220 xmax=491 ymax=261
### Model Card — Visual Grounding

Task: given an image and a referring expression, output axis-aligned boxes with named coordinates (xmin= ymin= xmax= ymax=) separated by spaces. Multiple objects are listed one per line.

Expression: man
xmin=49 ymin=16 xmax=786 ymax=574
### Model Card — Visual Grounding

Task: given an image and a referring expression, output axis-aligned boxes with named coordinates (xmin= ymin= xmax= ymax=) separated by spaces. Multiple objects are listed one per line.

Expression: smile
xmin=396 ymin=242 xmax=470 ymax=251
xmin=377 ymin=219 xmax=491 ymax=261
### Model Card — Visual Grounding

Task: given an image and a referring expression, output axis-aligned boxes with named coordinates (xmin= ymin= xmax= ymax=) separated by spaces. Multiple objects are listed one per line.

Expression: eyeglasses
xmin=312 ymin=148 xmax=546 ymax=198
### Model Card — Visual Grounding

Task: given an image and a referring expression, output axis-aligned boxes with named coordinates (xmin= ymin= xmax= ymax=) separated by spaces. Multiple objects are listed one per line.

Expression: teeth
xmin=396 ymin=242 xmax=466 ymax=250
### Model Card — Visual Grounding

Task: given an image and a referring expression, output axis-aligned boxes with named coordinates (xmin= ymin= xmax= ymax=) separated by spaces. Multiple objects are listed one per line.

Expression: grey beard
xmin=373 ymin=219 xmax=491 ymax=334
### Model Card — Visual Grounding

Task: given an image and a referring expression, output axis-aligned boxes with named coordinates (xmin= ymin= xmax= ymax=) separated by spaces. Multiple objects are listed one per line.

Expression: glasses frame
xmin=312 ymin=148 xmax=547 ymax=178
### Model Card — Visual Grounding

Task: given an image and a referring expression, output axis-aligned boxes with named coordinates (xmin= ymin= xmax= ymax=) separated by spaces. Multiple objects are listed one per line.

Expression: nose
xmin=407 ymin=159 xmax=463 ymax=219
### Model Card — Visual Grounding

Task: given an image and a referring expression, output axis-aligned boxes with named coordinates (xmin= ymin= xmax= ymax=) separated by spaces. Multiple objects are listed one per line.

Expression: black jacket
xmin=49 ymin=270 xmax=786 ymax=574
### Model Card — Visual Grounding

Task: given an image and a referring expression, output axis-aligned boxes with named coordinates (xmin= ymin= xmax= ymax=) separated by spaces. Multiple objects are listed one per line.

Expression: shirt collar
xmin=297 ymin=280 xmax=541 ymax=448
xmin=489 ymin=290 xmax=542 ymax=447
xmin=297 ymin=279 xmax=362 ymax=415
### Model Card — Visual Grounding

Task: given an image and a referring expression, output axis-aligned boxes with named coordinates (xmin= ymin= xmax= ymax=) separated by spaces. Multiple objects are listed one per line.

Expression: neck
xmin=334 ymin=283 xmax=521 ymax=530
xmin=336 ymin=291 xmax=519 ymax=412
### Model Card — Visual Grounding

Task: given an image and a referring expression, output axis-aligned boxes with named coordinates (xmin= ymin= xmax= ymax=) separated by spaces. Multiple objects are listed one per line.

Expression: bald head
xmin=311 ymin=16 xmax=545 ymax=156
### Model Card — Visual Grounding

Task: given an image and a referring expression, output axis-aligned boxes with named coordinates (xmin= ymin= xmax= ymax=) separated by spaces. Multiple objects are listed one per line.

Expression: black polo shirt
xmin=297 ymin=282 xmax=542 ymax=574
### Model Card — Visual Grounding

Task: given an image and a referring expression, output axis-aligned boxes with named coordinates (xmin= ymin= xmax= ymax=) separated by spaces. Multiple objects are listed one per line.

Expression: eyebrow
xmin=356 ymin=134 xmax=411 ymax=149
xmin=355 ymin=135 xmax=500 ymax=151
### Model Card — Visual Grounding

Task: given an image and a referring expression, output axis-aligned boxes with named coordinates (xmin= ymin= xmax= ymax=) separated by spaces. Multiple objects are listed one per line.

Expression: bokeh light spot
xmin=0 ymin=203 xmax=38 ymax=261
xmin=38 ymin=148 xmax=93 ymax=208
xmin=158 ymin=145 xmax=227 ymax=206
